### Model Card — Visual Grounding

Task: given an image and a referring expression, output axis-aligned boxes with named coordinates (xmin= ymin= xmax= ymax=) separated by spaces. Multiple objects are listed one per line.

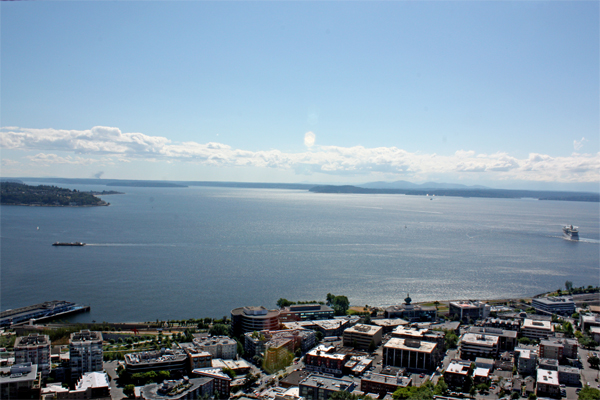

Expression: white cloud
xmin=2 ymin=126 xmax=599 ymax=183
xmin=26 ymin=153 xmax=109 ymax=166
xmin=574 ymin=137 xmax=587 ymax=151
xmin=304 ymin=131 xmax=316 ymax=147
xmin=1 ymin=159 xmax=19 ymax=166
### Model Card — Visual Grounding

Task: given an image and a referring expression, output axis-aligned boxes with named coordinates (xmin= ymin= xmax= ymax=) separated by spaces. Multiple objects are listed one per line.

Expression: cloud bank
xmin=1 ymin=126 xmax=598 ymax=183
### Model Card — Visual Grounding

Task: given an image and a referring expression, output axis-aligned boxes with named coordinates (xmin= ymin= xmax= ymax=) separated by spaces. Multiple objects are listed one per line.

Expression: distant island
xmin=309 ymin=185 xmax=600 ymax=202
xmin=0 ymin=182 xmax=110 ymax=207
xmin=106 ymin=181 xmax=187 ymax=188
xmin=87 ymin=190 xmax=124 ymax=195
xmin=7 ymin=177 xmax=600 ymax=202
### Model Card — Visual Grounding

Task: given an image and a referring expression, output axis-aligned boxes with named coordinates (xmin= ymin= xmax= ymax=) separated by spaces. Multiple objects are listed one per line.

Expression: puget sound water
xmin=1 ymin=184 xmax=599 ymax=323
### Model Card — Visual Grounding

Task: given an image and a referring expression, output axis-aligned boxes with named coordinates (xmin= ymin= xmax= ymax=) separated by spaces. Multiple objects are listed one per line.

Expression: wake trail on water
xmin=85 ymin=243 xmax=180 ymax=247
xmin=547 ymin=235 xmax=599 ymax=244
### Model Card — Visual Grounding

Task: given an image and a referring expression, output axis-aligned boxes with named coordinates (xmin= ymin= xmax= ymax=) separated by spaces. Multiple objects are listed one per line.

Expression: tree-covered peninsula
xmin=0 ymin=182 xmax=111 ymax=206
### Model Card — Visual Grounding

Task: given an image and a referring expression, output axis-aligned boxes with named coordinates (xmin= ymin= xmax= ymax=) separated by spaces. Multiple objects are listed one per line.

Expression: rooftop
xmin=300 ymin=374 xmax=355 ymax=391
xmin=522 ymin=319 xmax=552 ymax=330
xmin=76 ymin=372 xmax=109 ymax=390
xmin=537 ymin=369 xmax=559 ymax=386
xmin=461 ymin=333 xmax=499 ymax=346
xmin=383 ymin=337 xmax=437 ymax=354
xmin=345 ymin=324 xmax=382 ymax=336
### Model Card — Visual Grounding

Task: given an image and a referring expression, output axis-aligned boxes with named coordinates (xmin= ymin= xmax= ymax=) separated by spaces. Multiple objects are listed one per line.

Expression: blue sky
xmin=1 ymin=1 xmax=598 ymax=190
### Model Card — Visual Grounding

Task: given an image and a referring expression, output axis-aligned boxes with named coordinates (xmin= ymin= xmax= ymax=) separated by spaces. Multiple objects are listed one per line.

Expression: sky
xmin=1 ymin=1 xmax=598 ymax=191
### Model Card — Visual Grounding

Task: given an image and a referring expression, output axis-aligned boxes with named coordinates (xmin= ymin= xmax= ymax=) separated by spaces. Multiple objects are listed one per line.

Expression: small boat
xmin=52 ymin=242 xmax=86 ymax=246
xmin=562 ymin=225 xmax=579 ymax=240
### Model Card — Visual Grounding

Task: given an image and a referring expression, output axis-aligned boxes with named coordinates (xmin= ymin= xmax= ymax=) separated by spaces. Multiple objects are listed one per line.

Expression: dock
xmin=0 ymin=300 xmax=90 ymax=327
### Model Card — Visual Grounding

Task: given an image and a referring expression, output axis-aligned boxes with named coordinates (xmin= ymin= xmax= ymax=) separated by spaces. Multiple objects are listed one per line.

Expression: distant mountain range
xmin=358 ymin=180 xmax=489 ymax=190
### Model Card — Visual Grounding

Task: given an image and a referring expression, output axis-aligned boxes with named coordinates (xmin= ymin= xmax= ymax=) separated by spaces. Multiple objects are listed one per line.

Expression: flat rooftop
xmin=537 ymin=369 xmax=559 ymax=386
xmin=461 ymin=333 xmax=499 ymax=346
xmin=383 ymin=337 xmax=437 ymax=354
xmin=300 ymin=374 xmax=355 ymax=391
xmin=522 ymin=319 xmax=552 ymax=330
xmin=345 ymin=324 xmax=382 ymax=336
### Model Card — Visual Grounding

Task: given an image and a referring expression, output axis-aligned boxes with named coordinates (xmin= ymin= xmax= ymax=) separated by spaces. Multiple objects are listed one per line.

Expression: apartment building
xmin=299 ymin=374 xmax=356 ymax=400
xmin=383 ymin=338 xmax=440 ymax=371
xmin=459 ymin=333 xmax=499 ymax=360
xmin=14 ymin=334 xmax=51 ymax=377
xmin=536 ymin=369 xmax=560 ymax=398
xmin=194 ymin=336 xmax=237 ymax=360
xmin=449 ymin=301 xmax=491 ymax=323
xmin=69 ymin=330 xmax=103 ymax=382
xmin=539 ymin=338 xmax=578 ymax=361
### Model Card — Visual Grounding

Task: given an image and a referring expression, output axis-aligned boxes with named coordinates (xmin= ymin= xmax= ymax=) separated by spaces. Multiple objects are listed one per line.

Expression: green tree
xmin=328 ymin=391 xmax=367 ymax=400
xmin=277 ymin=298 xmax=294 ymax=308
xmin=433 ymin=379 xmax=448 ymax=396
xmin=368 ymin=340 xmax=376 ymax=353
xmin=565 ymin=280 xmax=573 ymax=292
xmin=222 ymin=368 xmax=236 ymax=379
xmin=124 ymin=384 xmax=135 ymax=398
xmin=589 ymin=355 xmax=600 ymax=369
xmin=578 ymin=386 xmax=600 ymax=400
xmin=209 ymin=324 xmax=230 ymax=337
xmin=444 ymin=330 xmax=459 ymax=350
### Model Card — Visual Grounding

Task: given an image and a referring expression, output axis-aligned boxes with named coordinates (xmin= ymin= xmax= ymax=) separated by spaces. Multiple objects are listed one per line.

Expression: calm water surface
xmin=2 ymin=185 xmax=598 ymax=322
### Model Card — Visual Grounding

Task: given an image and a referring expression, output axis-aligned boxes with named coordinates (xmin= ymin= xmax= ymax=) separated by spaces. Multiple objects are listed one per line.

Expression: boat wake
xmin=85 ymin=243 xmax=180 ymax=247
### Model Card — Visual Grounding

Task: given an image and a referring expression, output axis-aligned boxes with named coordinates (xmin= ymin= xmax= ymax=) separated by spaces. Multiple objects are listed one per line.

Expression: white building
xmin=459 ymin=333 xmax=499 ymax=360
xmin=521 ymin=319 xmax=553 ymax=340
xmin=194 ymin=336 xmax=237 ymax=359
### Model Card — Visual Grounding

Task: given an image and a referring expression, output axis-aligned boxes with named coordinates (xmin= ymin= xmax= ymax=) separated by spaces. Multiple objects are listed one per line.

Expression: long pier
xmin=0 ymin=300 xmax=90 ymax=327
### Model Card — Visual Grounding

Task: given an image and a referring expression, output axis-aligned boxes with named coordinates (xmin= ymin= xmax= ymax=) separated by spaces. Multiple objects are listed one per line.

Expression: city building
xmin=360 ymin=373 xmax=411 ymax=397
xmin=282 ymin=317 xmax=356 ymax=337
xmin=558 ymin=366 xmax=580 ymax=386
xmin=69 ymin=330 xmax=103 ymax=382
xmin=467 ymin=326 xmax=517 ymax=351
xmin=192 ymin=368 xmax=232 ymax=398
xmin=299 ymin=374 xmax=357 ymax=400
xmin=383 ymin=338 xmax=440 ymax=371
xmin=448 ymin=301 xmax=491 ymax=323
xmin=244 ymin=329 xmax=316 ymax=358
xmin=539 ymin=338 xmax=578 ymax=361
xmin=124 ymin=349 xmax=188 ymax=375
xmin=64 ymin=371 xmax=112 ymax=400
xmin=538 ymin=358 xmax=559 ymax=371
xmin=140 ymin=377 xmax=214 ymax=400
xmin=459 ymin=333 xmax=499 ymax=360
xmin=0 ymin=363 xmax=41 ymax=400
xmin=231 ymin=306 xmax=280 ymax=336
xmin=591 ymin=326 xmax=600 ymax=344
xmin=444 ymin=361 xmax=473 ymax=388
xmin=279 ymin=304 xmax=335 ymax=322
xmin=384 ymin=295 xmax=436 ymax=322
xmin=211 ymin=358 xmax=251 ymax=375
xmin=536 ymin=369 xmax=560 ymax=398
xmin=531 ymin=296 xmax=575 ymax=316
xmin=14 ymin=334 xmax=51 ymax=377
xmin=479 ymin=318 xmax=521 ymax=332
xmin=580 ymin=314 xmax=600 ymax=331
xmin=183 ymin=348 xmax=212 ymax=370
xmin=521 ymin=319 xmax=554 ymax=340
xmin=304 ymin=345 xmax=348 ymax=376
xmin=390 ymin=326 xmax=445 ymax=355
xmin=515 ymin=348 xmax=537 ymax=376
xmin=194 ymin=336 xmax=237 ymax=360
xmin=344 ymin=356 xmax=373 ymax=376
xmin=371 ymin=319 xmax=409 ymax=334
xmin=343 ymin=324 xmax=382 ymax=350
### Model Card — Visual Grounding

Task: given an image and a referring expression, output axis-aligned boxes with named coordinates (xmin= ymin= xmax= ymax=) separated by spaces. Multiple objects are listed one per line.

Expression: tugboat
xmin=52 ymin=242 xmax=86 ymax=246
xmin=562 ymin=225 xmax=579 ymax=240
